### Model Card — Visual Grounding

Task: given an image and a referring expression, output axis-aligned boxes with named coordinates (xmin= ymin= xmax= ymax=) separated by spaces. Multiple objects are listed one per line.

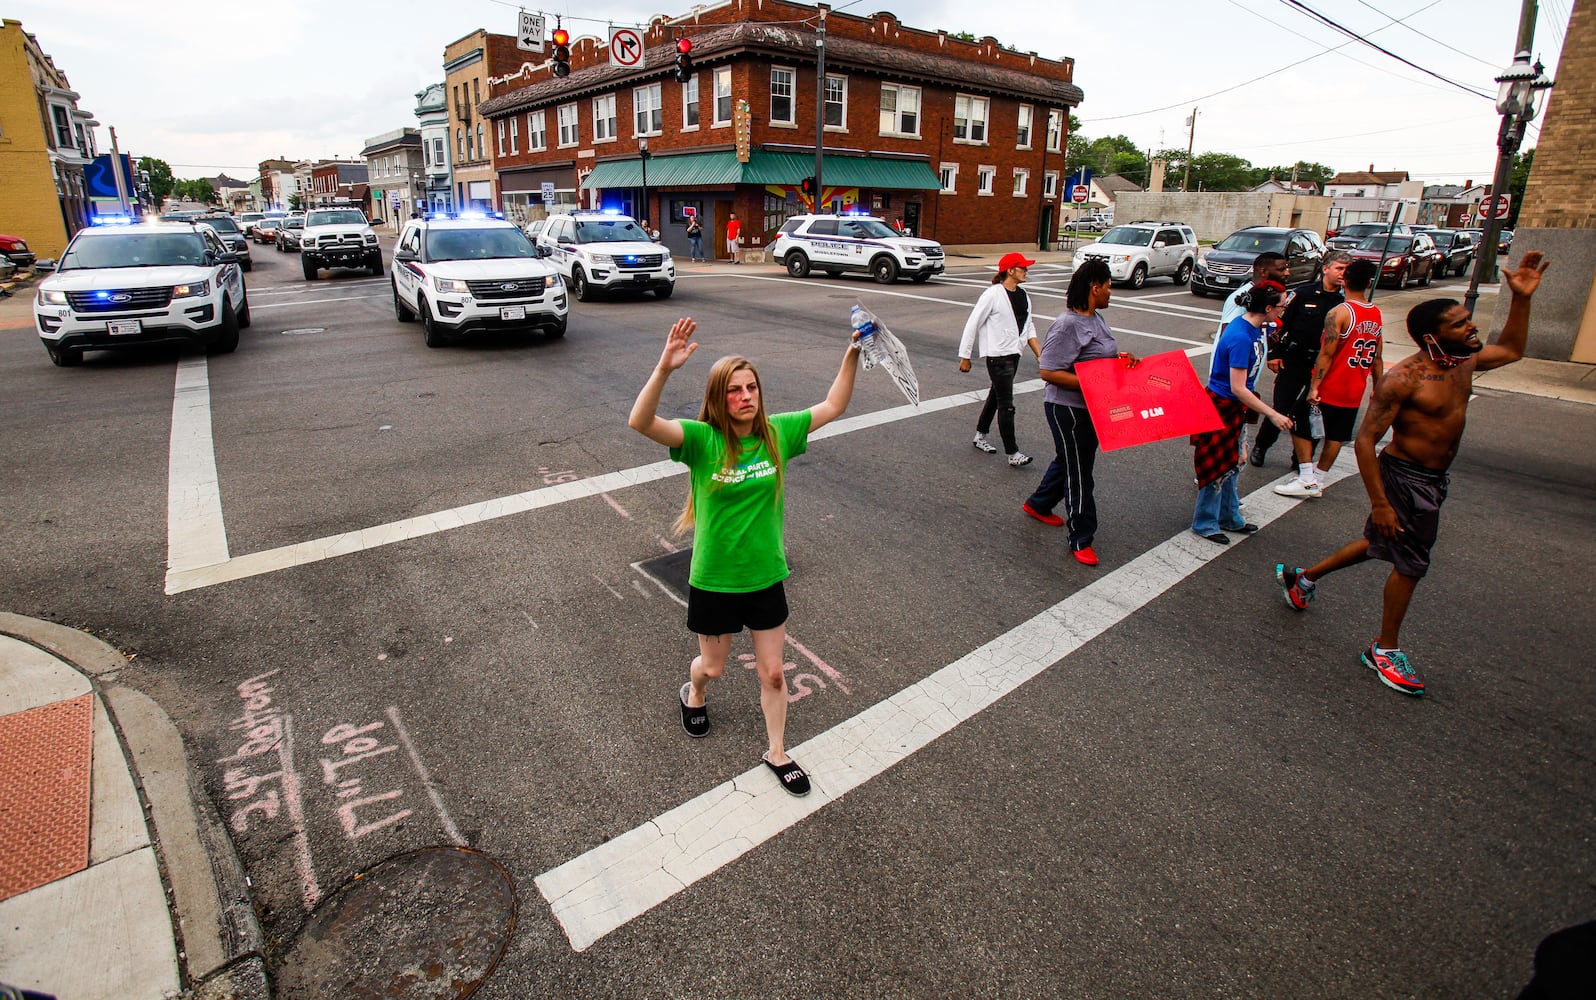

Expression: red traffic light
xmin=552 ymin=28 xmax=570 ymax=46
xmin=677 ymin=37 xmax=693 ymax=54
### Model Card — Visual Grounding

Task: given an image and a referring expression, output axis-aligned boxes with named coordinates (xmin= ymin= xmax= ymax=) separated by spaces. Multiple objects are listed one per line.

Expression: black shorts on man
xmin=687 ymin=582 xmax=790 ymax=635
xmin=1317 ymin=401 xmax=1359 ymax=443
xmin=1364 ymin=451 xmax=1449 ymax=579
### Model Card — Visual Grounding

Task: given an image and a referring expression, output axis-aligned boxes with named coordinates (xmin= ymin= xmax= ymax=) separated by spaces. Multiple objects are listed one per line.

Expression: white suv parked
xmin=391 ymin=218 xmax=568 ymax=346
xmin=1072 ymin=221 xmax=1198 ymax=289
xmin=34 ymin=221 xmax=250 ymax=366
xmin=535 ymin=211 xmax=674 ymax=301
xmin=771 ymin=214 xmax=945 ymax=283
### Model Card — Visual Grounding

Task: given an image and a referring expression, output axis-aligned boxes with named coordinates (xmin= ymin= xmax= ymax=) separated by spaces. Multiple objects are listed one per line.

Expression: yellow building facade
xmin=1 ymin=19 xmax=94 ymax=261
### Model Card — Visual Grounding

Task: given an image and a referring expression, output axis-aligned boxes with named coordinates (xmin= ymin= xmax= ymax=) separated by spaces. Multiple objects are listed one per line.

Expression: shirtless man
xmin=1273 ymin=250 xmax=1548 ymax=696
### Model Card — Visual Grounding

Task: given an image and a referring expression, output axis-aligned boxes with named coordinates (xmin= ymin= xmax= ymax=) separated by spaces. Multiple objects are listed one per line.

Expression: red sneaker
xmin=1023 ymin=502 xmax=1063 ymax=527
xmin=1073 ymin=546 xmax=1099 ymax=566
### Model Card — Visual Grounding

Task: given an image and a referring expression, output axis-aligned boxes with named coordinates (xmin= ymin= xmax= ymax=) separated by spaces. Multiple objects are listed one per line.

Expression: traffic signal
xmin=551 ymin=27 xmax=571 ymax=78
xmin=801 ymin=177 xmax=816 ymax=196
xmin=673 ymin=37 xmax=693 ymax=83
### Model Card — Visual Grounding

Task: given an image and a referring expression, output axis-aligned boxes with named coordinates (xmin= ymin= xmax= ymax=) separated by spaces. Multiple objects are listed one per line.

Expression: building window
xmin=939 ymin=162 xmax=958 ymax=194
xmin=476 ymin=124 xmax=484 ymax=160
xmin=1046 ymin=109 xmax=1063 ymax=152
xmin=955 ymin=95 xmax=989 ymax=144
xmin=1013 ymin=168 xmax=1029 ymax=197
xmin=978 ymin=166 xmax=995 ymax=195
xmin=51 ymin=104 xmax=73 ymax=148
xmin=713 ymin=67 xmax=733 ymax=126
xmin=764 ymin=192 xmax=790 ymax=241
xmin=510 ymin=118 xmax=519 ymax=155
xmin=528 ymin=111 xmax=546 ymax=151
xmin=435 ymin=137 xmax=446 ymax=166
xmin=1044 ymin=171 xmax=1058 ymax=198
xmin=1016 ymin=106 xmax=1032 ymax=149
xmin=770 ymin=66 xmax=795 ymax=125
xmin=683 ymin=75 xmax=699 ymax=129
xmin=558 ymin=103 xmax=579 ymax=147
xmin=497 ymin=121 xmax=507 ymax=156
xmin=593 ymin=95 xmax=617 ymax=142
xmin=634 ymin=83 xmax=663 ymax=135
xmin=824 ymin=75 xmax=847 ymax=128
xmin=457 ymin=127 xmax=464 ymax=160
xmin=879 ymin=84 xmax=920 ymax=137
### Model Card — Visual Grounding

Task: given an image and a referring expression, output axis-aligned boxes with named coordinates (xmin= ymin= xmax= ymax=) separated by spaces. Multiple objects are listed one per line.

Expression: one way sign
xmin=517 ymin=12 xmax=545 ymax=52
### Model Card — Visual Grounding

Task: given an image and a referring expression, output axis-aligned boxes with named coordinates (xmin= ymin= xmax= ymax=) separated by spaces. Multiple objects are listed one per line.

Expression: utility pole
xmin=812 ymin=4 xmax=828 ymax=210
xmin=1182 ymin=107 xmax=1198 ymax=192
xmin=109 ymin=127 xmax=132 ymax=216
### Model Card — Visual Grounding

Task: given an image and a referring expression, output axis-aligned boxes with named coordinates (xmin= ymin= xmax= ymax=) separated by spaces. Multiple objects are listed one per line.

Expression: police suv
xmin=771 ymin=214 xmax=945 ymax=283
xmin=33 ymin=220 xmax=250 ymax=366
xmin=534 ymin=211 xmax=674 ymax=301
xmin=390 ymin=217 xmax=567 ymax=346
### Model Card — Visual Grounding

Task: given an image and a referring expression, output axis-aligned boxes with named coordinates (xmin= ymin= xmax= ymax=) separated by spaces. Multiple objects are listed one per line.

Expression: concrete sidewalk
xmin=0 ymin=614 xmax=269 ymax=1000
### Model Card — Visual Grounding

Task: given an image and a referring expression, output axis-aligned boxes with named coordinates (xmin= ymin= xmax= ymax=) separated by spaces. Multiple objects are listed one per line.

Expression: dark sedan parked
xmin=1429 ymin=230 xmax=1477 ymax=277
xmin=276 ymin=216 xmax=304 ymax=252
xmin=1348 ymin=233 xmax=1438 ymax=288
xmin=1191 ymin=226 xmax=1326 ymax=298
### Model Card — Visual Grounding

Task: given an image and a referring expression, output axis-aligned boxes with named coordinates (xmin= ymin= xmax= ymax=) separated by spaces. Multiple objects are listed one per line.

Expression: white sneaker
xmin=972 ymin=433 xmax=999 ymax=453
xmin=1273 ymin=477 xmax=1323 ymax=498
xmin=1008 ymin=451 xmax=1033 ymax=467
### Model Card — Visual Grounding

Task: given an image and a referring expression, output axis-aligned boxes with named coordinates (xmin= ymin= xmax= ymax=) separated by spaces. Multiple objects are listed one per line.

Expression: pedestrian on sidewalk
xmin=1251 ymin=250 xmax=1353 ymax=471
xmin=1275 ymin=251 xmax=1548 ymax=697
xmin=627 ymin=317 xmax=863 ymax=797
xmin=726 ymin=212 xmax=742 ymax=264
xmin=686 ymin=214 xmax=704 ymax=261
xmin=1022 ymin=258 xmax=1139 ymax=567
xmin=1191 ymin=282 xmax=1295 ymax=545
xmin=1276 ymin=257 xmax=1384 ymax=497
xmin=959 ymin=251 xmax=1042 ymax=467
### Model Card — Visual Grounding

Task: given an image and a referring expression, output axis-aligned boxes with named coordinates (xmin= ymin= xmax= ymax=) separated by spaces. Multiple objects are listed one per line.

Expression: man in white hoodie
xmin=958 ymin=251 xmax=1044 ymax=466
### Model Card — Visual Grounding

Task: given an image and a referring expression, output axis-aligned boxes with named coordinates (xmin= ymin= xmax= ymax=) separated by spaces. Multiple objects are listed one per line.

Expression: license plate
xmin=632 ymin=274 xmax=650 ymax=283
xmin=1212 ymin=276 xmax=1229 ymax=285
xmin=108 ymin=320 xmax=143 ymax=336
xmin=499 ymin=305 xmax=526 ymax=321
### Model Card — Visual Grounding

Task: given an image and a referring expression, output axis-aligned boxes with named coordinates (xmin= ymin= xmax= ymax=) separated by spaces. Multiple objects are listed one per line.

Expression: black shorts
xmin=1317 ymin=402 xmax=1359 ymax=443
xmin=687 ymin=581 xmax=789 ymax=635
xmin=1364 ymin=452 xmax=1450 ymax=579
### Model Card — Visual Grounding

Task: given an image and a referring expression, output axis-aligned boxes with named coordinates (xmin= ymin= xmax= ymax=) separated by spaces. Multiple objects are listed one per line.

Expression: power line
xmin=1277 ymin=0 xmax=1494 ymax=99
xmin=1351 ymin=0 xmax=1498 ymax=69
xmin=1242 ymin=113 xmax=1484 ymax=151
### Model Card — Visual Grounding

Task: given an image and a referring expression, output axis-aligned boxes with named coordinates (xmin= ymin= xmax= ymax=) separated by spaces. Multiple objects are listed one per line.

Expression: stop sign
xmin=1071 ymin=185 xmax=1090 ymax=204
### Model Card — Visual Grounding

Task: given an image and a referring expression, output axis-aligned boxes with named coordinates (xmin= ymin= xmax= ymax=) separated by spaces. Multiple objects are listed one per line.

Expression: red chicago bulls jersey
xmin=1319 ymin=298 xmax=1383 ymax=408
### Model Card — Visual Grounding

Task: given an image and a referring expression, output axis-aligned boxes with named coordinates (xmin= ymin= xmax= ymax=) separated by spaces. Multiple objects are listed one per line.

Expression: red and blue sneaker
xmin=1361 ymin=643 xmax=1424 ymax=696
xmin=1275 ymin=564 xmax=1314 ymax=611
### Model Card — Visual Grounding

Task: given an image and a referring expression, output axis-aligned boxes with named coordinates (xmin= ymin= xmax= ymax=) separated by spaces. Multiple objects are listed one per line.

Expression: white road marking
xmin=535 ymin=458 xmax=1358 ymax=951
xmin=167 ymin=357 xmax=229 ymax=573
xmin=385 ymin=706 xmax=467 ymax=847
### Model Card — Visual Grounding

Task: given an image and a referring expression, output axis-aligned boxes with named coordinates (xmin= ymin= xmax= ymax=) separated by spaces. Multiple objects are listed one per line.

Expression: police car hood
xmin=420 ymin=258 xmax=560 ymax=281
xmin=578 ymin=240 xmax=666 ymax=258
xmin=44 ymin=264 xmax=214 ymax=291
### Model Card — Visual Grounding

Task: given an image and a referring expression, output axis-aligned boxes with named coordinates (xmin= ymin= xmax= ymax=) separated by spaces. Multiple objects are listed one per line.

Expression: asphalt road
xmin=2 ymin=245 xmax=1592 ymax=998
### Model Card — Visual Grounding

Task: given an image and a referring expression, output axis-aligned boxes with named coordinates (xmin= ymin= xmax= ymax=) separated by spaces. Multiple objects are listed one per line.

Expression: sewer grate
xmin=272 ymin=847 xmax=516 ymax=1000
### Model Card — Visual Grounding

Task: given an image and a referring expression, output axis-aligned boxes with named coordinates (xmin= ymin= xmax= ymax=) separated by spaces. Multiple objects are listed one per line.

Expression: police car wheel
xmin=785 ymin=253 xmax=810 ymax=278
xmin=871 ymin=256 xmax=899 ymax=284
xmin=47 ymin=344 xmax=83 ymax=367
xmin=572 ymin=267 xmax=594 ymax=302
xmin=420 ymin=296 xmax=448 ymax=348
xmin=393 ymin=283 xmax=415 ymax=322
xmin=207 ymin=302 xmax=240 ymax=355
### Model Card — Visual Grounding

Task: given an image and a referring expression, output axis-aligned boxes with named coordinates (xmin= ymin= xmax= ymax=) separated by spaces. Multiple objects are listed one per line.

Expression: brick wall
xmin=0 ymin=21 xmax=73 ymax=259
xmin=1520 ymin=0 xmax=1593 ymax=229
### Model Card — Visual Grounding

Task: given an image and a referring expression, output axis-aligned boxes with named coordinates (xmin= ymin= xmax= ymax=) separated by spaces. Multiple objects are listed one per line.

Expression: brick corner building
xmin=478 ymin=0 xmax=1081 ymax=259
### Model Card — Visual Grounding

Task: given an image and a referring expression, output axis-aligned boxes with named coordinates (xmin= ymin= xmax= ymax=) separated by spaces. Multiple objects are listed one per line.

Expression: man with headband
xmin=1274 ymin=251 xmax=1549 ymax=696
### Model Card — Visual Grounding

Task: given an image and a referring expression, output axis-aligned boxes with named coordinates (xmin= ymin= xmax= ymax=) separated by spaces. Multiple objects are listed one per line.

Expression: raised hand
xmin=658 ymin=317 xmax=699 ymax=372
xmin=1505 ymin=250 xmax=1548 ymax=298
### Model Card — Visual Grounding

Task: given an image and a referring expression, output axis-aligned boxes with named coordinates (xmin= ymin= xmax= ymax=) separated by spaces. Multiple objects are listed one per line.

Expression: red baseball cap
xmin=998 ymin=252 xmax=1036 ymax=272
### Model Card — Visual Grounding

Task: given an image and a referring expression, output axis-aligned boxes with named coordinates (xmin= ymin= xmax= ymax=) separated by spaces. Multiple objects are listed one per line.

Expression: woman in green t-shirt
xmin=629 ymin=317 xmax=862 ymax=797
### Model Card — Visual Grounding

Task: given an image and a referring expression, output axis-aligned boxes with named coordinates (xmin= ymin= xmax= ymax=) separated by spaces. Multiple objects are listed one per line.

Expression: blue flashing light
xmin=96 ymin=290 xmax=112 ymax=299
xmin=90 ymin=213 xmax=133 ymax=226
xmin=602 ymin=209 xmax=622 ymax=216
xmin=457 ymin=210 xmax=487 ymax=219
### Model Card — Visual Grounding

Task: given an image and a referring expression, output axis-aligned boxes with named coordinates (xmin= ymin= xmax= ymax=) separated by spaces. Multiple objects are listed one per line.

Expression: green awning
xmin=580 ymin=150 xmax=941 ymax=191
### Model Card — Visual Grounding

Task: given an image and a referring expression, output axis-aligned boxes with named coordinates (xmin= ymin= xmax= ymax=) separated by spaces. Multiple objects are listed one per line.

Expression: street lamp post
xmin=639 ymin=137 xmax=651 ymax=229
xmin=1464 ymin=50 xmax=1552 ymax=319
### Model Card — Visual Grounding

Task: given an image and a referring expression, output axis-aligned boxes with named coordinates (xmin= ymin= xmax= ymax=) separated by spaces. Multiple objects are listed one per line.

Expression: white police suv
xmin=391 ymin=217 xmax=567 ymax=346
xmin=33 ymin=220 xmax=250 ymax=366
xmin=535 ymin=211 xmax=674 ymax=301
xmin=771 ymin=214 xmax=945 ymax=283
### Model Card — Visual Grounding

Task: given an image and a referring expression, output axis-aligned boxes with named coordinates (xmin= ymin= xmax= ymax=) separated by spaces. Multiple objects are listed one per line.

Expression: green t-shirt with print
xmin=670 ymin=410 xmax=812 ymax=592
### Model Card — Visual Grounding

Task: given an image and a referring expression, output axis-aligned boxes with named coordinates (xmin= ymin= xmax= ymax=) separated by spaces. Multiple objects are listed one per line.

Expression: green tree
xmin=288 ymin=193 xmax=303 ymax=211
xmin=1507 ymin=146 xmax=1534 ymax=226
xmin=138 ymin=156 xmax=174 ymax=205
xmin=1250 ymin=160 xmax=1336 ymax=190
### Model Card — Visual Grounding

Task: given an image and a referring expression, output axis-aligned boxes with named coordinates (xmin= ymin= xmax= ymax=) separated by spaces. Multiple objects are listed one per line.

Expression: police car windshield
xmin=306 ymin=210 xmax=367 ymax=226
xmin=838 ymin=219 xmax=901 ymax=239
xmin=60 ymin=232 xmax=209 ymax=270
xmin=574 ymin=220 xmax=649 ymax=243
xmin=1099 ymin=227 xmax=1154 ymax=247
xmin=1215 ymin=232 xmax=1288 ymax=253
xmin=426 ymin=228 xmax=537 ymax=261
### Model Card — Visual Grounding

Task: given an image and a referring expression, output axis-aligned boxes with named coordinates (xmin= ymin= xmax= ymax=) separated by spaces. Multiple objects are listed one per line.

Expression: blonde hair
xmin=674 ymin=355 xmax=783 ymax=534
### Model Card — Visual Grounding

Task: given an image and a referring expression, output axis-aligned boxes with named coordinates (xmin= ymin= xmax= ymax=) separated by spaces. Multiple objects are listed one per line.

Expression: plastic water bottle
xmin=1308 ymin=404 xmax=1325 ymax=440
xmin=850 ymin=304 xmax=887 ymax=366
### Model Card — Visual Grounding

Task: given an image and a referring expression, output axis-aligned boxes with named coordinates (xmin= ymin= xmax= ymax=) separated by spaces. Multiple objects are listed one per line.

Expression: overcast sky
xmin=11 ymin=0 xmax=1568 ymax=185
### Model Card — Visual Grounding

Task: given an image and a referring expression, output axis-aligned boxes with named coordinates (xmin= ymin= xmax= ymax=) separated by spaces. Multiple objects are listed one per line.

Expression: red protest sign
xmin=1074 ymin=350 xmax=1223 ymax=451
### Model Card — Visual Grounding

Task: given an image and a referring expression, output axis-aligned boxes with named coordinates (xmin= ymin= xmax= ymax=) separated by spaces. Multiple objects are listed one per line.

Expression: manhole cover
xmin=273 ymin=847 xmax=516 ymax=1000
xmin=634 ymin=547 xmax=693 ymax=599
